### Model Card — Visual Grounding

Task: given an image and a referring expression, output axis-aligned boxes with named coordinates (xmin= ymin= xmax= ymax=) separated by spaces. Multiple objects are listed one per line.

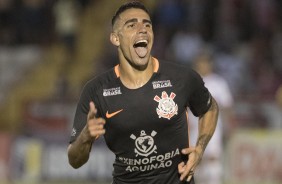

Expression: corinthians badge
xmin=154 ymin=91 xmax=178 ymax=120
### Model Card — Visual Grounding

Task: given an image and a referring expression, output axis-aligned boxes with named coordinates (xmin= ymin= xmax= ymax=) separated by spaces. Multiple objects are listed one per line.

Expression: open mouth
xmin=133 ymin=40 xmax=148 ymax=48
xmin=133 ymin=40 xmax=148 ymax=58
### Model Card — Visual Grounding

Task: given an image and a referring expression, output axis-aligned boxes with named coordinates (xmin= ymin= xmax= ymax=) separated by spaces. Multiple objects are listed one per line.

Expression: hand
xmin=87 ymin=101 xmax=106 ymax=140
xmin=178 ymin=146 xmax=204 ymax=181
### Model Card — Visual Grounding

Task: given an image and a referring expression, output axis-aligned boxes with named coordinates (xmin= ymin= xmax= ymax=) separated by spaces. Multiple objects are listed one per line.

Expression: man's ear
xmin=110 ymin=33 xmax=120 ymax=46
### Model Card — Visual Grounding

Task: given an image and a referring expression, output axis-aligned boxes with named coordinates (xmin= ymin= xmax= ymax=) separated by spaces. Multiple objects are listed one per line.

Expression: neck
xmin=118 ymin=56 xmax=156 ymax=89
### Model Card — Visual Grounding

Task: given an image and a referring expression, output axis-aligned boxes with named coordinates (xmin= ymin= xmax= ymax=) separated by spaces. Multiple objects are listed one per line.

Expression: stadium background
xmin=0 ymin=0 xmax=281 ymax=184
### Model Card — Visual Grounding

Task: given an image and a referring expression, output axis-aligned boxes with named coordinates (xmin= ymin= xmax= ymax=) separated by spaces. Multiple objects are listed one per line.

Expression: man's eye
xmin=145 ymin=24 xmax=151 ymax=28
xmin=128 ymin=24 xmax=135 ymax=28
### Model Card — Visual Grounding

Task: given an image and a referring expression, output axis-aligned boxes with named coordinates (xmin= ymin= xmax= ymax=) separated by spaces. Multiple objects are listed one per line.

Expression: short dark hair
xmin=111 ymin=1 xmax=150 ymax=27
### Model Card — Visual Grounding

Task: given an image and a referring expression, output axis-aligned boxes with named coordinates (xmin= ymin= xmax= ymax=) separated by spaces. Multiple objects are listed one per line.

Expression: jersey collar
xmin=114 ymin=57 xmax=159 ymax=78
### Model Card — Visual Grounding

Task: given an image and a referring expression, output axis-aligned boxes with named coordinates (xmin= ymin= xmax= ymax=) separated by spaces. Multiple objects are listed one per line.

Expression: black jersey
xmin=70 ymin=58 xmax=211 ymax=184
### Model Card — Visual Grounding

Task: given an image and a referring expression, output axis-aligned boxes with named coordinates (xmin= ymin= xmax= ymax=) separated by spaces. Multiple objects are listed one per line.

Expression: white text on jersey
xmin=152 ymin=80 xmax=172 ymax=89
xmin=103 ymin=87 xmax=122 ymax=96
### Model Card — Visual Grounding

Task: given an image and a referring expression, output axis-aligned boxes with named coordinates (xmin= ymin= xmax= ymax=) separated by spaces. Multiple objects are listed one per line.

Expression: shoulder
xmin=159 ymin=59 xmax=190 ymax=71
xmin=158 ymin=59 xmax=201 ymax=80
xmin=83 ymin=67 xmax=117 ymax=91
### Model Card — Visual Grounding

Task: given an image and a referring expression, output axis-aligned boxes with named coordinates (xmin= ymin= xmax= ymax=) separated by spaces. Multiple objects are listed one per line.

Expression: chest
xmin=100 ymin=83 xmax=189 ymax=154
xmin=94 ymin=72 xmax=194 ymax=156
xmin=100 ymin=81 xmax=188 ymax=129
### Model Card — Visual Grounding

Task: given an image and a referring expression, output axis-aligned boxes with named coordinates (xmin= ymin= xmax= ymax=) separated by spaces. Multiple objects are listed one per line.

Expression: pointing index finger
xmin=87 ymin=101 xmax=97 ymax=120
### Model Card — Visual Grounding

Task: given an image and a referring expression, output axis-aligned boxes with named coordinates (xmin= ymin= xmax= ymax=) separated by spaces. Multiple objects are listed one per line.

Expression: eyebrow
xmin=124 ymin=18 xmax=152 ymax=25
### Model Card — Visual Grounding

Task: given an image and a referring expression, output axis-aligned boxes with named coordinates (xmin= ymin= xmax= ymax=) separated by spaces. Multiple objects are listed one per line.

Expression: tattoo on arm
xmin=196 ymin=95 xmax=218 ymax=151
xmin=196 ymin=134 xmax=212 ymax=150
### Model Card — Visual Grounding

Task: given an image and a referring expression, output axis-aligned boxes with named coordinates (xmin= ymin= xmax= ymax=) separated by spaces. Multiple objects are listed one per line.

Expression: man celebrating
xmin=68 ymin=1 xmax=219 ymax=183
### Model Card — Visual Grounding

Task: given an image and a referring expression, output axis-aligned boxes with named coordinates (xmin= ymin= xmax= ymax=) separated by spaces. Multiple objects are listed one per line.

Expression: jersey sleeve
xmin=69 ymin=80 xmax=101 ymax=144
xmin=186 ymin=70 xmax=212 ymax=117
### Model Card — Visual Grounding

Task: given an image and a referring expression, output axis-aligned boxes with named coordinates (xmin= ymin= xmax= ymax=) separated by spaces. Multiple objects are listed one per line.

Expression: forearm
xmin=196 ymin=97 xmax=219 ymax=152
xmin=68 ymin=126 xmax=94 ymax=168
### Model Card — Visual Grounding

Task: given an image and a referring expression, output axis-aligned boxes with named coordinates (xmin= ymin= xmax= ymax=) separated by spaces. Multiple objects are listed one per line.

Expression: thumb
xmin=181 ymin=147 xmax=196 ymax=155
xmin=178 ymin=162 xmax=186 ymax=173
xmin=87 ymin=101 xmax=97 ymax=120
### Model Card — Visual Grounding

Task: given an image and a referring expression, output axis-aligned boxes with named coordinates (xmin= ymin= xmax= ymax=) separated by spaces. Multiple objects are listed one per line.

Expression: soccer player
xmin=68 ymin=1 xmax=219 ymax=184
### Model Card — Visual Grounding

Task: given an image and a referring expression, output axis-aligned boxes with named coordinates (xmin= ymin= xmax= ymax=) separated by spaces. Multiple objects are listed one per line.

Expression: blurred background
xmin=0 ymin=0 xmax=281 ymax=184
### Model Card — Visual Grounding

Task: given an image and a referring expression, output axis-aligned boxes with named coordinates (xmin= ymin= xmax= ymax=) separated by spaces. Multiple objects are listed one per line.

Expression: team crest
xmin=154 ymin=91 xmax=178 ymax=120
xmin=130 ymin=130 xmax=157 ymax=157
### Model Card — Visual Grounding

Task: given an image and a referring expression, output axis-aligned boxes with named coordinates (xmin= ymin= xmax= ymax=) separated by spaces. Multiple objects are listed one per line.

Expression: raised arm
xmin=68 ymin=102 xmax=106 ymax=169
xmin=179 ymin=96 xmax=219 ymax=181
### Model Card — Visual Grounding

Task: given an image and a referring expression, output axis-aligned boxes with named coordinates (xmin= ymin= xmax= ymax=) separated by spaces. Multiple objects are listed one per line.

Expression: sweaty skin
xmin=110 ymin=8 xmax=154 ymax=89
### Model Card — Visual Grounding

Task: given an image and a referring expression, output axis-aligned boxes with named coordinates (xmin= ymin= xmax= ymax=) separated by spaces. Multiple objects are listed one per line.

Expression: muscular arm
xmin=196 ymin=96 xmax=219 ymax=153
xmin=68 ymin=127 xmax=93 ymax=168
xmin=68 ymin=102 xmax=106 ymax=169
xmin=179 ymin=96 xmax=219 ymax=181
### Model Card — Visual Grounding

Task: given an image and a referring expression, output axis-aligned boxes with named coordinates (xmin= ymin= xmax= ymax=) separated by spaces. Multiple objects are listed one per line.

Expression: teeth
xmin=135 ymin=40 xmax=148 ymax=44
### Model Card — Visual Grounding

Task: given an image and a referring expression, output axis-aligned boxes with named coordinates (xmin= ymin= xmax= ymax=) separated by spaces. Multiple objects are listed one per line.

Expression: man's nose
xmin=137 ymin=23 xmax=147 ymax=33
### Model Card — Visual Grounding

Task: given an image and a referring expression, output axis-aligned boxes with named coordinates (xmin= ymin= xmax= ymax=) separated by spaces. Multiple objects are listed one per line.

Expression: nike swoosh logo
xmin=106 ymin=109 xmax=123 ymax=118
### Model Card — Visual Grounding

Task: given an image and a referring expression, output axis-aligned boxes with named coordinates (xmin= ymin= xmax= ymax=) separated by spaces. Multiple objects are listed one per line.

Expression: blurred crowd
xmin=0 ymin=0 xmax=282 ymax=183
xmin=0 ymin=0 xmax=90 ymax=45
xmin=1 ymin=0 xmax=281 ymax=100
xmin=152 ymin=0 xmax=282 ymax=100
xmin=0 ymin=0 xmax=281 ymax=134
xmin=98 ymin=0 xmax=282 ymax=130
